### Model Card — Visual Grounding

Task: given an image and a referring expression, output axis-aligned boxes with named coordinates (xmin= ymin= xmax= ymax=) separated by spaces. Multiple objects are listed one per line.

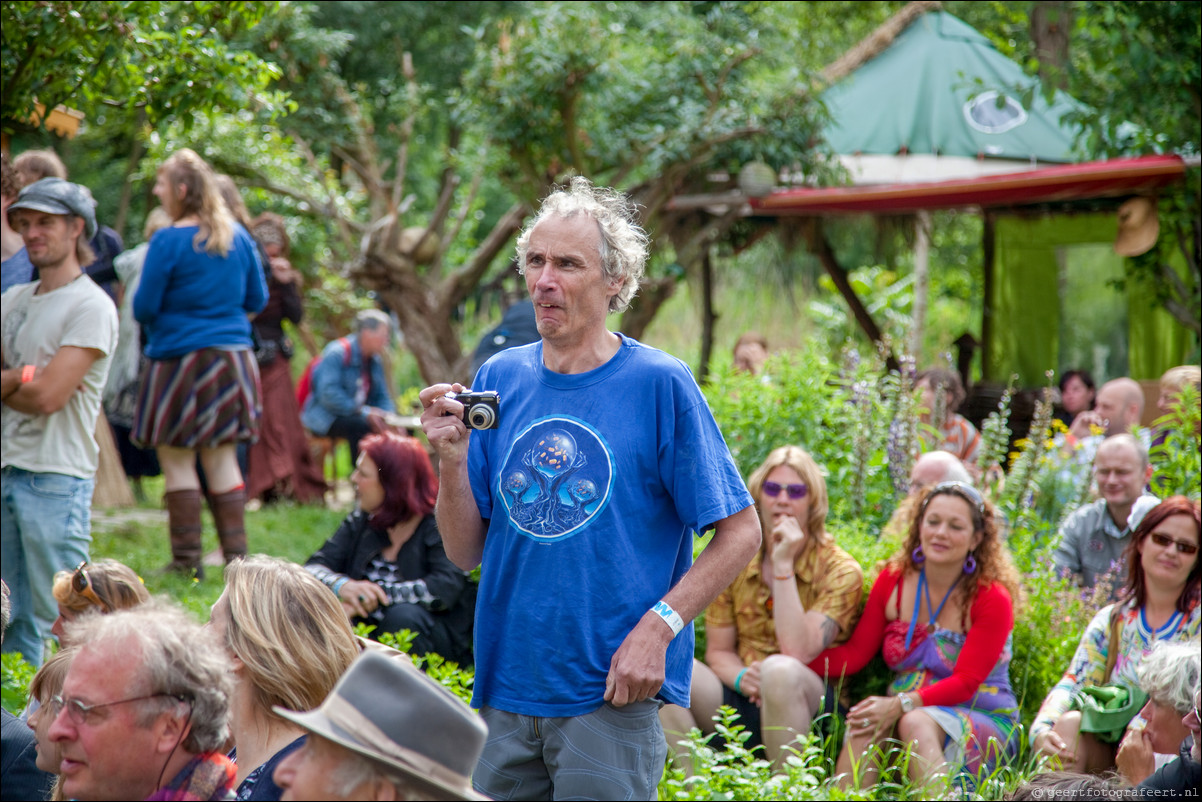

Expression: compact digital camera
xmin=445 ymin=390 xmax=501 ymax=430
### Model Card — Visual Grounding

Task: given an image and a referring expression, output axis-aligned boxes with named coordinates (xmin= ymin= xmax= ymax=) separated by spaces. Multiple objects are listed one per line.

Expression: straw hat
xmin=1114 ymin=196 xmax=1159 ymax=257
xmin=275 ymin=650 xmax=489 ymax=800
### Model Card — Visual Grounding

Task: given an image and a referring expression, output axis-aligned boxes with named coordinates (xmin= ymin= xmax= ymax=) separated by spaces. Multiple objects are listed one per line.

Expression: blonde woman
xmin=49 ymin=558 xmax=149 ymax=645
xmin=25 ymin=649 xmax=74 ymax=800
xmin=208 ymin=555 xmax=360 ymax=800
xmin=132 ymin=149 xmax=267 ymax=578
xmin=661 ymin=446 xmax=863 ymax=769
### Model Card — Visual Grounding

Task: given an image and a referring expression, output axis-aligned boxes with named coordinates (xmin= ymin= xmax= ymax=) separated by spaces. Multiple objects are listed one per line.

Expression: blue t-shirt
xmin=467 ymin=334 xmax=753 ymax=716
xmin=0 ymin=248 xmax=34 ymax=294
xmin=133 ymin=224 xmax=267 ymax=358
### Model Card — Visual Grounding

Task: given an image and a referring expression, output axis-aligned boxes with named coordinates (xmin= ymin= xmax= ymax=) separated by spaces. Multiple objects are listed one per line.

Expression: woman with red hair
xmin=304 ymin=433 xmax=475 ymax=663
xmin=1032 ymin=496 xmax=1201 ymax=773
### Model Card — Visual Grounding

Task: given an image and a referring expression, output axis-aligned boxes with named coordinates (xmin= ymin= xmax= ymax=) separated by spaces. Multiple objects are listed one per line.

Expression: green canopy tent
xmin=764 ymin=7 xmax=1192 ymax=386
xmin=823 ymin=10 xmax=1083 ymax=168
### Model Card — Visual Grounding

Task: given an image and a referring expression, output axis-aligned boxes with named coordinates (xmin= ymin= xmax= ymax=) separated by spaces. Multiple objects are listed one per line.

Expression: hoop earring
xmin=963 ymin=553 xmax=978 ymax=574
xmin=911 ymin=546 xmax=925 ymax=565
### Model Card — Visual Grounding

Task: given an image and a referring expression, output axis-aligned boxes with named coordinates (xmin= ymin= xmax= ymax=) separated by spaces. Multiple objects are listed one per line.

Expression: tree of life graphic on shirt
xmin=500 ymin=417 xmax=613 ymax=541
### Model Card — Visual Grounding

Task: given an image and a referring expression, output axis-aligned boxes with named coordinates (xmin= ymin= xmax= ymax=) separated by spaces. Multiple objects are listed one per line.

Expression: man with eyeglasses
xmin=47 ymin=599 xmax=235 ymax=801
xmin=1053 ymin=434 xmax=1160 ymax=599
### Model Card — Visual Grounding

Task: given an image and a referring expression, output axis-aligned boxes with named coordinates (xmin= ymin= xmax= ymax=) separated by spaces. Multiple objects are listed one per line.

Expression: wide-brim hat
xmin=1114 ymin=196 xmax=1159 ymax=257
xmin=7 ymin=177 xmax=98 ymax=240
xmin=274 ymin=650 xmax=489 ymax=801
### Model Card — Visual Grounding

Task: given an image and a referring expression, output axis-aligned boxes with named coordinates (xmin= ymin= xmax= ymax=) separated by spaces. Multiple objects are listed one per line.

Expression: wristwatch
xmin=898 ymin=693 xmax=915 ymax=714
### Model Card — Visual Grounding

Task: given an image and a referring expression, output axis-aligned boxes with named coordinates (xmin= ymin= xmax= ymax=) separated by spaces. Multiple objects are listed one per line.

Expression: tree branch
xmin=441 ymin=202 xmax=528 ymax=306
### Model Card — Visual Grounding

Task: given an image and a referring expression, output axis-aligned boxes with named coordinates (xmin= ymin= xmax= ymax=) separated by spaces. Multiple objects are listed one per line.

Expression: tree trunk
xmin=619 ymin=276 xmax=679 ymax=342
xmin=1030 ymin=1 xmax=1073 ymax=90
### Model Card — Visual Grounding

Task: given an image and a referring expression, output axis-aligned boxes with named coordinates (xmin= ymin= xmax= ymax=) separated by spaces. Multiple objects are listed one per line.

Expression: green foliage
xmin=705 ymin=343 xmax=897 ymax=532
xmin=2 ymin=652 xmax=36 ymax=715
xmin=1149 ymin=384 xmax=1202 ymax=500
xmin=460 ymin=1 xmax=837 ymax=192
xmin=352 ymin=624 xmax=475 ymax=705
xmin=1 ymin=1 xmax=287 ymax=133
xmin=658 ymin=705 xmax=1045 ymax=800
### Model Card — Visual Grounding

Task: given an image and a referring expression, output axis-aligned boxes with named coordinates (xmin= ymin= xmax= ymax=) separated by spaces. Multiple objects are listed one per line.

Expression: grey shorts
xmin=472 ymin=700 xmax=667 ymax=801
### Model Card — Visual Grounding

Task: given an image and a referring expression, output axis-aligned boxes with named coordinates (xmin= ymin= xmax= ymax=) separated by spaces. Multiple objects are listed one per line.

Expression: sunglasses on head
xmin=72 ymin=562 xmax=110 ymax=613
xmin=1149 ymin=532 xmax=1200 ymax=556
xmin=922 ymin=480 xmax=985 ymax=515
xmin=762 ymin=481 xmax=808 ymax=500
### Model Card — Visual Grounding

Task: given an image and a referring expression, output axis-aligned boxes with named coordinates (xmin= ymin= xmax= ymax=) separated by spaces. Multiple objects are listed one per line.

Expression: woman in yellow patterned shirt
xmin=660 ymin=445 xmax=864 ymax=769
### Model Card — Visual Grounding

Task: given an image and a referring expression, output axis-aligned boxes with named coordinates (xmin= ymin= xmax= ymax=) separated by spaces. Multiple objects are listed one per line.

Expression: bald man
xmin=1069 ymin=377 xmax=1145 ymax=441
xmin=909 ymin=451 xmax=972 ymax=489
xmin=880 ymin=451 xmax=974 ymax=542
xmin=1045 ymin=376 xmax=1153 ymax=516
xmin=1053 ymin=434 xmax=1159 ymax=598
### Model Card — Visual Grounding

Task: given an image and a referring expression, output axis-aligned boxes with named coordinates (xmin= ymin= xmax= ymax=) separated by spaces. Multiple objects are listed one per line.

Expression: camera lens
xmin=467 ymin=404 xmax=496 ymax=429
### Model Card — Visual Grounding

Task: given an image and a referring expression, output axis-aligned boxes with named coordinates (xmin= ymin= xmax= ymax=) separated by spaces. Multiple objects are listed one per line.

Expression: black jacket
xmin=306 ymin=511 xmax=475 ymax=654
xmin=2 ymin=708 xmax=54 ymax=801
xmin=1136 ymin=737 xmax=1199 ymax=797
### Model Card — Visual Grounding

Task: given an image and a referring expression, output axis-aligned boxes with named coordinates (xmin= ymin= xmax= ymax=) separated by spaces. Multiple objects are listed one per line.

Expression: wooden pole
xmin=911 ymin=210 xmax=931 ymax=360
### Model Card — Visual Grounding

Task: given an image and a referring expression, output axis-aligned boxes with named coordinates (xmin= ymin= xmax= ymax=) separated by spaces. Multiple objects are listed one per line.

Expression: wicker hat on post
xmin=1114 ymin=196 xmax=1159 ymax=257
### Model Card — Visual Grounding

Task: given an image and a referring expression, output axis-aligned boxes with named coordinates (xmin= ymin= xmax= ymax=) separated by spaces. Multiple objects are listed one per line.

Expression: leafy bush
xmin=2 ymin=652 xmax=36 ymax=715
xmin=355 ymin=623 xmax=476 ymax=705
xmin=1150 ymin=383 xmax=1201 ymax=500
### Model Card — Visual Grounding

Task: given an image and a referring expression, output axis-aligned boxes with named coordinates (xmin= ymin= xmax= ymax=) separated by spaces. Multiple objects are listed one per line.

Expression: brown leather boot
xmin=163 ymin=488 xmax=204 ymax=579
xmin=208 ymin=487 xmax=248 ymax=563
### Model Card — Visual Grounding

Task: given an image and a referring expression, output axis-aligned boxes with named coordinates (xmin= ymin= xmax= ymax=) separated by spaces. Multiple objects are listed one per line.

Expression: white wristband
xmin=651 ymin=600 xmax=684 ymax=637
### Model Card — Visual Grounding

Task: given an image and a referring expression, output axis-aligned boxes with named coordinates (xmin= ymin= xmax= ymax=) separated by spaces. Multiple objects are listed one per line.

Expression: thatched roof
xmin=821 ymin=0 xmax=942 ymax=85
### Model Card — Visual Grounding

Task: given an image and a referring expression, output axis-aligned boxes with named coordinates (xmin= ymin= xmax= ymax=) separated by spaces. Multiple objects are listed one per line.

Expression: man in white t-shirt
xmin=0 ymin=178 xmax=117 ymax=668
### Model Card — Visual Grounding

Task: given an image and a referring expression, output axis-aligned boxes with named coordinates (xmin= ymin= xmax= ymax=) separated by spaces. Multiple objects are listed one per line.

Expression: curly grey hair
xmin=515 ymin=176 xmax=649 ymax=314
xmin=1138 ymin=640 xmax=1200 ymax=715
xmin=65 ymin=598 xmax=233 ymax=753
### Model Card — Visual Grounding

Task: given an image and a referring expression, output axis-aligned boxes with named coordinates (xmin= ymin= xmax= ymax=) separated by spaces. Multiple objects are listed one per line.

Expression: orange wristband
xmin=20 ymin=365 xmax=36 ymax=383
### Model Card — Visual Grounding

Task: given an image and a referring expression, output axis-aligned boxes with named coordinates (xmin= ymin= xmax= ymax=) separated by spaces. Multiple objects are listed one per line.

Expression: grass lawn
xmin=88 ymin=475 xmax=352 ymax=620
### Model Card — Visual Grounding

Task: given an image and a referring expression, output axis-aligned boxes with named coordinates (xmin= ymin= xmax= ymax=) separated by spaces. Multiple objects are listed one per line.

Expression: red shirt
xmin=808 ymin=565 xmax=1014 ymax=707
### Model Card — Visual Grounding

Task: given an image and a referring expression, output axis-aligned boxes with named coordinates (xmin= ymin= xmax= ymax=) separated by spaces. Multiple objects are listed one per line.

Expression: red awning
xmin=750 ymin=155 xmax=1188 ymax=216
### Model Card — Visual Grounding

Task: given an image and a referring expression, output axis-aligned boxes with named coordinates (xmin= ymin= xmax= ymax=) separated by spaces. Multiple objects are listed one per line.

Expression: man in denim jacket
xmin=301 ymin=309 xmax=396 ymax=462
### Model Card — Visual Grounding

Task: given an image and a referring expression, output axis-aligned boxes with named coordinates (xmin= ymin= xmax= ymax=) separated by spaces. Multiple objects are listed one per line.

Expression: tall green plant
xmin=1149 ymin=384 xmax=1202 ymax=500
xmin=705 ymin=343 xmax=895 ymax=531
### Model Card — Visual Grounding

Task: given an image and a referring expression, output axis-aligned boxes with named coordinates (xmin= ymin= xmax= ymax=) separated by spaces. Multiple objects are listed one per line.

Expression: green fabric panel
xmin=991 ymin=214 xmax=1118 ymax=384
xmin=1128 ymin=249 xmax=1196 ymax=379
xmin=822 ymin=12 xmax=1083 ymax=161
xmin=990 ymin=229 xmax=1059 ymax=384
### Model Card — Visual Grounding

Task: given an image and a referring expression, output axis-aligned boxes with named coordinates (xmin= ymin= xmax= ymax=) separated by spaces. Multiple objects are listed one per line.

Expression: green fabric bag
xmin=1069 ymin=684 xmax=1149 ymax=744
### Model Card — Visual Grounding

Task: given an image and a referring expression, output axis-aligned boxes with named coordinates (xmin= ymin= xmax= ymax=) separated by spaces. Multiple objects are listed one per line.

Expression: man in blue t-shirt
xmin=420 ymin=178 xmax=760 ymax=800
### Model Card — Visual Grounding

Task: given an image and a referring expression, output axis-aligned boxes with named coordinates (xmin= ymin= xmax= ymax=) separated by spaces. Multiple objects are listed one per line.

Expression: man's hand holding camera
xmin=420 ymin=383 xmax=471 ymax=460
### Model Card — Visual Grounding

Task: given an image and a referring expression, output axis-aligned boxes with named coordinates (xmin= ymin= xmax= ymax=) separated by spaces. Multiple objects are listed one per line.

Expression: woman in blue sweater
xmin=132 ymin=148 xmax=267 ymax=577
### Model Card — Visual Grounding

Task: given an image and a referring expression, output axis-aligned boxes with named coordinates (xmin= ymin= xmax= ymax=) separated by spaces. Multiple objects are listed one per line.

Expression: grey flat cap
xmin=7 ymin=177 xmax=98 ymax=239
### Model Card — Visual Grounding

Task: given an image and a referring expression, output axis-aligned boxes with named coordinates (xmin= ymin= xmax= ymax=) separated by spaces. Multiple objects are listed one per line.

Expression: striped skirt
xmin=132 ymin=348 xmax=261 ymax=449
